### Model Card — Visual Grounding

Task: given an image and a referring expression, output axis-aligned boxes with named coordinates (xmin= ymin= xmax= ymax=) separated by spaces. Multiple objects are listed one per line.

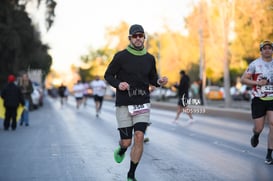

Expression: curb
xmin=104 ymin=97 xmax=252 ymax=122
xmin=150 ymin=101 xmax=252 ymax=122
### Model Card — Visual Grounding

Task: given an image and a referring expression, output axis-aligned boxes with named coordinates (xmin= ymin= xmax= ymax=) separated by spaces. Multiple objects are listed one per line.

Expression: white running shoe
xmin=180 ymin=119 xmax=196 ymax=127
xmin=172 ymin=120 xmax=178 ymax=125
xmin=187 ymin=119 xmax=196 ymax=124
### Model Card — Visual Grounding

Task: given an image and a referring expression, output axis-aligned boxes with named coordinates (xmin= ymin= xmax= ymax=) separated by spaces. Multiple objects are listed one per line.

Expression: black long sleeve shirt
xmin=1 ymin=83 xmax=25 ymax=108
xmin=178 ymin=75 xmax=190 ymax=98
xmin=104 ymin=47 xmax=160 ymax=106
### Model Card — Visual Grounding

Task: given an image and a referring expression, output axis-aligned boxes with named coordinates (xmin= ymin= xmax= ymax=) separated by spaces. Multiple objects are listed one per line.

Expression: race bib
xmin=128 ymin=104 xmax=150 ymax=116
xmin=261 ymin=85 xmax=273 ymax=93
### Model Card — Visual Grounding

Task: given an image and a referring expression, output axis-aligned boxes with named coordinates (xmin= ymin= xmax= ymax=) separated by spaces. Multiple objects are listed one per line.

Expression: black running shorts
xmin=251 ymin=97 xmax=273 ymax=119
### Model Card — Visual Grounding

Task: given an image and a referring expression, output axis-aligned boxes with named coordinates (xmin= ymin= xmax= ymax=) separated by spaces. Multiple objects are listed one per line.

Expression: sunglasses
xmin=130 ymin=33 xmax=145 ymax=39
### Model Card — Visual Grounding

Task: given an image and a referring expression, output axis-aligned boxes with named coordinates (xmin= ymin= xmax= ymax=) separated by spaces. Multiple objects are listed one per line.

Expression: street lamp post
xmin=157 ymin=36 xmax=164 ymax=101
xmin=199 ymin=0 xmax=207 ymax=106
xmin=221 ymin=0 xmax=234 ymax=108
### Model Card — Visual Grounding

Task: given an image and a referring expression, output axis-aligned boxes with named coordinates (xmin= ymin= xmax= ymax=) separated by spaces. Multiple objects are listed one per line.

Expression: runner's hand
xmin=158 ymin=76 xmax=168 ymax=86
xmin=118 ymin=82 xmax=130 ymax=91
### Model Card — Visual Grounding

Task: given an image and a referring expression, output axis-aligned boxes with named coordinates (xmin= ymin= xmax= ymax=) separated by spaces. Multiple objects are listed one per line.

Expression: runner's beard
xmin=133 ymin=41 xmax=144 ymax=50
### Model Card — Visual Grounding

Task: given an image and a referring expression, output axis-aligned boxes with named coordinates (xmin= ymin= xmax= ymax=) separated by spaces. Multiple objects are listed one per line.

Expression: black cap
xmin=180 ymin=70 xmax=185 ymax=75
xmin=260 ymin=40 xmax=273 ymax=50
xmin=129 ymin=24 xmax=144 ymax=35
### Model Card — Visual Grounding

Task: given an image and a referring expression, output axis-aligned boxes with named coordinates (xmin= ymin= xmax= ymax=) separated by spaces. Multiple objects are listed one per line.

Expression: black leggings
xmin=4 ymin=107 xmax=17 ymax=129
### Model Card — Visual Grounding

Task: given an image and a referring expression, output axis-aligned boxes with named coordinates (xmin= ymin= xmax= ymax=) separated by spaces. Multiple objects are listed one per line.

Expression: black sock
xmin=253 ymin=131 xmax=260 ymax=138
xmin=266 ymin=149 xmax=272 ymax=159
xmin=118 ymin=147 xmax=127 ymax=155
xmin=128 ymin=161 xmax=138 ymax=179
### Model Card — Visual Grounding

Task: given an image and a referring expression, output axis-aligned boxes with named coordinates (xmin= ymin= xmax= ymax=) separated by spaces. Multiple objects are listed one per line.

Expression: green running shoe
xmin=114 ymin=146 xmax=125 ymax=163
xmin=144 ymin=137 xmax=149 ymax=143
xmin=127 ymin=178 xmax=137 ymax=181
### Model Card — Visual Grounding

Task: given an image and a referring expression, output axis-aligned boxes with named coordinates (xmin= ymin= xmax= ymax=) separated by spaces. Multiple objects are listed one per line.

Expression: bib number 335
xmin=128 ymin=104 xmax=150 ymax=116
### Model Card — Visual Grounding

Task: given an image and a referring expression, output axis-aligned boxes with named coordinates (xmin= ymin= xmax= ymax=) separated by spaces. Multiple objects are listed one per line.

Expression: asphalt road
xmin=0 ymin=96 xmax=272 ymax=181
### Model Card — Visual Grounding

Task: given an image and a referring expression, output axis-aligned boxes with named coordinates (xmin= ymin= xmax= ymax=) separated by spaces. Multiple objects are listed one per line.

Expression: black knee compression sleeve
xmin=118 ymin=127 xmax=133 ymax=139
xmin=134 ymin=122 xmax=148 ymax=134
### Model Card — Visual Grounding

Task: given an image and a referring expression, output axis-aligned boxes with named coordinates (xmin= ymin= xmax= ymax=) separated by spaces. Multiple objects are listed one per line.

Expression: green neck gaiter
xmin=126 ymin=45 xmax=147 ymax=56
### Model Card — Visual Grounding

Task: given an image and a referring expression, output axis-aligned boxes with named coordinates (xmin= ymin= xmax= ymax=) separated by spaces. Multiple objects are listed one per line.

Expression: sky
xmin=35 ymin=0 xmax=199 ymax=72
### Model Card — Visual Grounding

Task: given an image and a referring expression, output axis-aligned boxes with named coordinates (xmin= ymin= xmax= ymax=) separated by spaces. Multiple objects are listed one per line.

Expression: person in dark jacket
xmin=1 ymin=74 xmax=25 ymax=130
xmin=173 ymin=70 xmax=195 ymax=124
xmin=58 ymin=83 xmax=68 ymax=107
xmin=104 ymin=24 xmax=168 ymax=181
